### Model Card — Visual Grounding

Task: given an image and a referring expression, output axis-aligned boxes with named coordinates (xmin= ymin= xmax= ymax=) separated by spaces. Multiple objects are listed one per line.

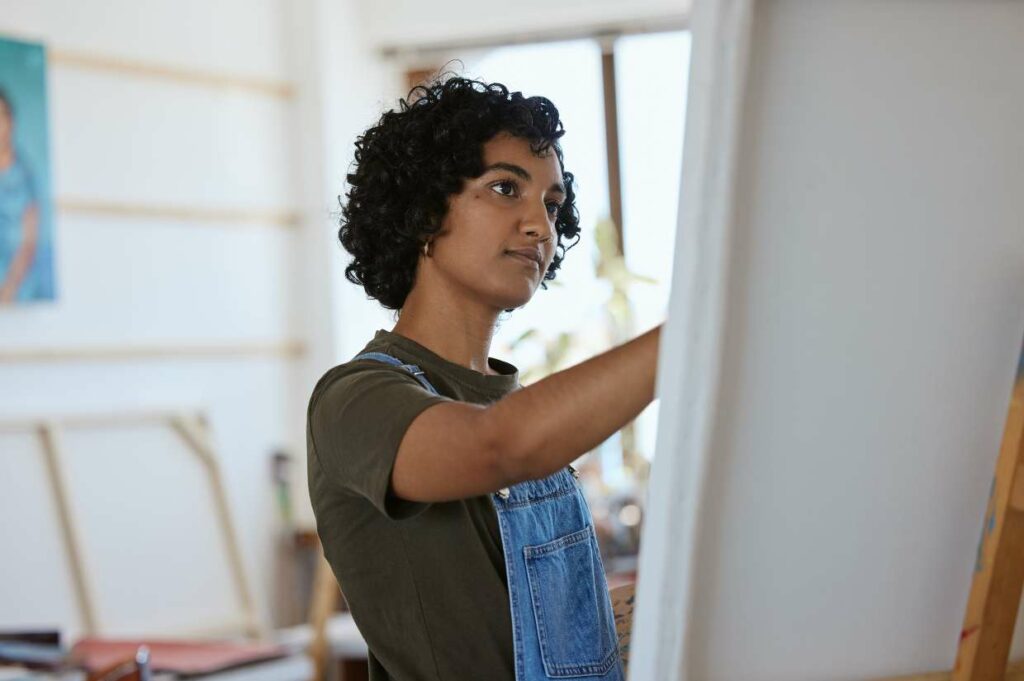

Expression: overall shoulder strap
xmin=351 ymin=351 xmax=440 ymax=396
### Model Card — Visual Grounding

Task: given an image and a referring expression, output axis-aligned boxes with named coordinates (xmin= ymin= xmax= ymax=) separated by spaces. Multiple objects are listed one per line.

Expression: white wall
xmin=636 ymin=1 xmax=1024 ymax=679
xmin=0 ymin=0 xmax=707 ymax=641
xmin=359 ymin=0 xmax=690 ymax=50
xmin=0 ymin=0 xmax=396 ymax=635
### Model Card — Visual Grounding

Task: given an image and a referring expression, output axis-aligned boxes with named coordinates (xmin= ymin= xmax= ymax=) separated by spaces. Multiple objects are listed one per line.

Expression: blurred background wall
xmin=0 ymin=0 xmax=690 ymax=637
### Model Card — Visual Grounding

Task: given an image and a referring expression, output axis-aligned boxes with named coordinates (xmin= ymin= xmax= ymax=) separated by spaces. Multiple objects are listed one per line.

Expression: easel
xmin=952 ymin=350 xmax=1024 ymax=681
xmin=0 ymin=410 xmax=263 ymax=639
xmin=308 ymin=555 xmax=343 ymax=681
xmin=874 ymin=348 xmax=1024 ymax=681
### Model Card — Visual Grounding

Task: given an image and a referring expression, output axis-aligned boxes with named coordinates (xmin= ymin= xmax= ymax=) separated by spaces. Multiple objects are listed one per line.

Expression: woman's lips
xmin=505 ymin=252 xmax=540 ymax=268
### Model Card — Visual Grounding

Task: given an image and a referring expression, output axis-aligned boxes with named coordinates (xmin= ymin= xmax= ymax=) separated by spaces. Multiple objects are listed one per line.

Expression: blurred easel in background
xmin=303 ymin=556 xmax=366 ymax=681
xmin=0 ymin=409 xmax=311 ymax=680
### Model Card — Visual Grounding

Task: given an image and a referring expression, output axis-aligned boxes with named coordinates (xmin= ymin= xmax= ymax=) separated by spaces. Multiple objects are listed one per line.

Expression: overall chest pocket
xmin=524 ymin=524 xmax=620 ymax=678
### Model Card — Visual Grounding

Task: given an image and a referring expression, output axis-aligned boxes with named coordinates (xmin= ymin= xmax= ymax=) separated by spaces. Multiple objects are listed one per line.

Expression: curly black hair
xmin=338 ymin=75 xmax=581 ymax=311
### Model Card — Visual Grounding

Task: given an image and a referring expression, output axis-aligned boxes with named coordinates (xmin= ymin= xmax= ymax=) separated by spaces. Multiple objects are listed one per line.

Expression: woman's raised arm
xmin=390 ymin=324 xmax=662 ymax=502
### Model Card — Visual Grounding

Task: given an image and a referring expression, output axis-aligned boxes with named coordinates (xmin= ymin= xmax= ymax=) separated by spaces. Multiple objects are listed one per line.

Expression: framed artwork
xmin=0 ymin=35 xmax=55 ymax=305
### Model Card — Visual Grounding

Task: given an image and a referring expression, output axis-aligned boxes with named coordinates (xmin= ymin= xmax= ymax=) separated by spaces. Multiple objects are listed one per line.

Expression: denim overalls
xmin=353 ymin=351 xmax=625 ymax=681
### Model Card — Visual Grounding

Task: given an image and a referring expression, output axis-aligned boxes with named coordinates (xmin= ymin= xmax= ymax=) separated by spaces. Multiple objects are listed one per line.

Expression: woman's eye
xmin=491 ymin=180 xmax=517 ymax=197
xmin=546 ymin=202 xmax=562 ymax=216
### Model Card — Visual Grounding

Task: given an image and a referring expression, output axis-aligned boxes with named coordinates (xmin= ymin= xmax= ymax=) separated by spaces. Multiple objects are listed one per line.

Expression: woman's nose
xmin=521 ymin=202 xmax=555 ymax=241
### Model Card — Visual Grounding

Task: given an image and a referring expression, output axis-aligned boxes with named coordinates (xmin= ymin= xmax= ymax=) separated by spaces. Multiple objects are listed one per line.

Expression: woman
xmin=307 ymin=76 xmax=661 ymax=681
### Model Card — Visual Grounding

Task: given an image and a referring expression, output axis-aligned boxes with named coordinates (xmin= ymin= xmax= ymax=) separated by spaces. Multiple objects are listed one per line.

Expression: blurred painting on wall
xmin=0 ymin=35 xmax=55 ymax=305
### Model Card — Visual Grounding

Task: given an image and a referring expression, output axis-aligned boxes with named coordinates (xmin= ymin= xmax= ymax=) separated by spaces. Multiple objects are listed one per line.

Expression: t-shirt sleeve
xmin=309 ymin=363 xmax=452 ymax=520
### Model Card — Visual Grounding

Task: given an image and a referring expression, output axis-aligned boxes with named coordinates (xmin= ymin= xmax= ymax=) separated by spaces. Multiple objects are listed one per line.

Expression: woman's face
xmin=430 ymin=132 xmax=565 ymax=311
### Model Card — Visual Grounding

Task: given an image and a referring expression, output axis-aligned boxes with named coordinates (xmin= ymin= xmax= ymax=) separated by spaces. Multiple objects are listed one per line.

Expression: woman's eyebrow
xmin=483 ymin=162 xmax=566 ymax=195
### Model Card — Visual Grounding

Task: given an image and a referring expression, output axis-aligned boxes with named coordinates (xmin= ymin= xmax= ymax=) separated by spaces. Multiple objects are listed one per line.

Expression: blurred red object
xmin=72 ymin=638 xmax=287 ymax=675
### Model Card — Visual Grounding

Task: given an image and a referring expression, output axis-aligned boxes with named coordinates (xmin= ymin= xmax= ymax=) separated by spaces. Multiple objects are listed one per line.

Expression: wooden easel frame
xmin=871 ymin=365 xmax=1024 ymax=675
xmin=952 ymin=364 xmax=1024 ymax=680
xmin=0 ymin=410 xmax=263 ymax=639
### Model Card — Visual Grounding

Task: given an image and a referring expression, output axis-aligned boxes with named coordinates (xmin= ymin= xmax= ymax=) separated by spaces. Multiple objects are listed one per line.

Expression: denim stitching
xmin=523 ymin=524 xmax=619 ymax=677
xmin=493 ymin=502 xmax=525 ymax=680
xmin=502 ymin=483 xmax=576 ymax=509
xmin=526 ymin=553 xmax=553 ymax=675
xmin=523 ymin=525 xmax=592 ymax=558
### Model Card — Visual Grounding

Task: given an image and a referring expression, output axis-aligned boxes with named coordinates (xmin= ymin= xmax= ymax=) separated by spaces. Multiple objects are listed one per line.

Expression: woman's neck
xmin=392 ymin=284 xmax=500 ymax=376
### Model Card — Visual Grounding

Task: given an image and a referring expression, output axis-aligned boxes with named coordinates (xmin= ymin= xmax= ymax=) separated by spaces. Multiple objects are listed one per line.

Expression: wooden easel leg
xmin=39 ymin=423 xmax=100 ymax=635
xmin=953 ymin=375 xmax=1024 ymax=681
xmin=171 ymin=414 xmax=263 ymax=639
xmin=873 ymin=660 xmax=1024 ymax=681
xmin=308 ymin=553 xmax=341 ymax=681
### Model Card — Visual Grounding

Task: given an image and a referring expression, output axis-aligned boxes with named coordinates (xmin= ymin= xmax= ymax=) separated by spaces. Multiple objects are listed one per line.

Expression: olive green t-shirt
xmin=307 ymin=329 xmax=520 ymax=681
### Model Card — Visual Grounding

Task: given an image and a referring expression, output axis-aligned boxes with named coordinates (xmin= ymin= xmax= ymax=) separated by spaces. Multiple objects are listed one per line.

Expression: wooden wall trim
xmin=58 ymin=198 xmax=301 ymax=229
xmin=51 ymin=48 xmax=294 ymax=99
xmin=0 ymin=340 xmax=307 ymax=363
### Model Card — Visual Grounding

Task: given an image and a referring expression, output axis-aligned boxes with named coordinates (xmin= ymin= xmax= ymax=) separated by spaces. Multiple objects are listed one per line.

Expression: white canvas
xmin=632 ymin=1 xmax=1024 ymax=679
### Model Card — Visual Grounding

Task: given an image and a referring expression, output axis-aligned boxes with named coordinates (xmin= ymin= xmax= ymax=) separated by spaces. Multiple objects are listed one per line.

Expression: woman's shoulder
xmin=307 ymin=343 xmax=438 ymax=419
xmin=311 ymin=348 xmax=407 ymax=398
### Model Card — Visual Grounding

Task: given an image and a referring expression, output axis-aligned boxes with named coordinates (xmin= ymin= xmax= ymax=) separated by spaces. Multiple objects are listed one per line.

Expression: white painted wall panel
xmin=49 ymin=69 xmax=295 ymax=209
xmin=0 ymin=217 xmax=294 ymax=345
xmin=360 ymin=0 xmax=690 ymax=49
xmin=0 ymin=0 xmax=303 ymax=632
xmin=0 ymin=0 xmax=290 ymax=81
